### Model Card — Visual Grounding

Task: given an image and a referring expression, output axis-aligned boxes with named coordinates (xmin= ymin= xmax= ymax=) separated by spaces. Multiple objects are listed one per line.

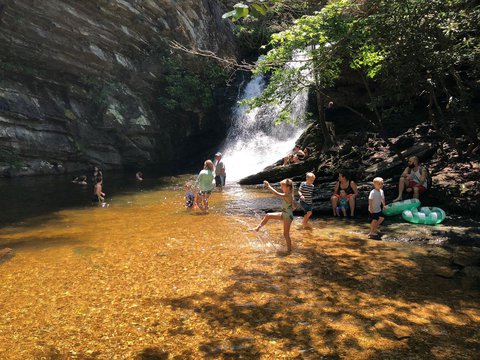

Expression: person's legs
xmin=252 ymin=213 xmax=282 ymax=231
xmin=377 ymin=216 xmax=384 ymax=230
xmin=331 ymin=196 xmax=339 ymax=216
xmin=220 ymin=176 xmax=226 ymax=192
xmin=196 ymin=193 xmax=205 ymax=210
xmin=302 ymin=211 xmax=312 ymax=226
xmin=300 ymin=202 xmax=312 ymax=226
xmin=204 ymin=193 xmax=211 ymax=212
xmin=341 ymin=206 xmax=347 ymax=217
xmin=283 ymin=155 xmax=293 ymax=166
xmin=412 ymin=186 xmax=420 ymax=199
xmin=393 ymin=178 xmax=409 ymax=202
xmin=283 ymin=219 xmax=293 ymax=253
xmin=369 ymin=219 xmax=378 ymax=235
xmin=348 ymin=196 xmax=356 ymax=216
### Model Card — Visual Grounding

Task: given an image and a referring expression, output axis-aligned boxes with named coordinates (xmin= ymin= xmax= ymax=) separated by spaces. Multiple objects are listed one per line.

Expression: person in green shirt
xmin=195 ymin=160 xmax=215 ymax=213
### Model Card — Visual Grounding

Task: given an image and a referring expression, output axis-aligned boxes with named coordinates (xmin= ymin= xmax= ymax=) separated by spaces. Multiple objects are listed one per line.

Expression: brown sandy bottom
xmin=0 ymin=188 xmax=479 ymax=359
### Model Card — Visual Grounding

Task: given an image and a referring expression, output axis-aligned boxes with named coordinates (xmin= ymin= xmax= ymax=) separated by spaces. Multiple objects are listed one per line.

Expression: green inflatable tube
xmin=402 ymin=207 xmax=446 ymax=225
xmin=383 ymin=198 xmax=421 ymax=216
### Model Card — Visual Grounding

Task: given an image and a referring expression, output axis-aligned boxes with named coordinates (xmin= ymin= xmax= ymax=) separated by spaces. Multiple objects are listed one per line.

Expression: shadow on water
xmin=0 ymin=171 xmax=191 ymax=228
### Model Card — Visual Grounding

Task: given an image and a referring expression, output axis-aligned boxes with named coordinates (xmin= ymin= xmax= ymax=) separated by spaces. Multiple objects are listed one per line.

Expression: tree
xmin=245 ymin=0 xmax=480 ymax=156
xmin=246 ymin=0 xmax=358 ymax=150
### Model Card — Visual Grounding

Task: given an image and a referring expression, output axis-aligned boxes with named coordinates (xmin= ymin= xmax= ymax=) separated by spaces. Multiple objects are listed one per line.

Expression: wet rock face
xmin=0 ymin=0 xmax=236 ymax=176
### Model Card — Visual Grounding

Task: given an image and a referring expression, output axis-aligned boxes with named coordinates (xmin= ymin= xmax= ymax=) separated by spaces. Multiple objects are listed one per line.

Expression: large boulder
xmin=239 ymin=157 xmax=320 ymax=185
xmin=0 ymin=0 xmax=237 ymax=176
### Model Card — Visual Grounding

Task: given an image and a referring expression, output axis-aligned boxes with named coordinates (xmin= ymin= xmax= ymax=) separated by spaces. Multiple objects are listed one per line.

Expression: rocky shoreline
xmin=240 ymin=122 xmax=480 ymax=217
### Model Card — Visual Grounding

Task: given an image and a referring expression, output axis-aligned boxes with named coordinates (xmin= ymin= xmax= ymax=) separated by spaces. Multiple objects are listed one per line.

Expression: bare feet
xmin=392 ymin=197 xmax=402 ymax=202
xmin=248 ymin=226 xmax=260 ymax=232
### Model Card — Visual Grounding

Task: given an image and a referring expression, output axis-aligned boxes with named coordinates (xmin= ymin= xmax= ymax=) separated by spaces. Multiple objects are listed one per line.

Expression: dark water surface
xmin=0 ymin=172 xmax=181 ymax=227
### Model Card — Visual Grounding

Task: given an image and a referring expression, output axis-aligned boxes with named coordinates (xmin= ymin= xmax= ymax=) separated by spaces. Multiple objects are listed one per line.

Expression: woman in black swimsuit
xmin=331 ymin=172 xmax=358 ymax=216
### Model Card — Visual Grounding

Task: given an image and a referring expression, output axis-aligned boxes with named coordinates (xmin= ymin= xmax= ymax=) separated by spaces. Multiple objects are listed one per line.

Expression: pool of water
xmin=0 ymin=174 xmax=479 ymax=358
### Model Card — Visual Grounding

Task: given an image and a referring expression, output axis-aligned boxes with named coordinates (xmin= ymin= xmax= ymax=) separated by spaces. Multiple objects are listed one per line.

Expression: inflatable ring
xmin=383 ymin=198 xmax=421 ymax=216
xmin=402 ymin=206 xmax=446 ymax=225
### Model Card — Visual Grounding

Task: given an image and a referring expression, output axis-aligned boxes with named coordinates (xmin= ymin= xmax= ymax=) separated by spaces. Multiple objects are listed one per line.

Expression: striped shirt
xmin=299 ymin=182 xmax=314 ymax=204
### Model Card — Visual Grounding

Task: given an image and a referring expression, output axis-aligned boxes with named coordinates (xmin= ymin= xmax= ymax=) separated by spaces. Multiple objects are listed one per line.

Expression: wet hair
xmin=204 ymin=159 xmax=214 ymax=171
xmin=95 ymin=176 xmax=103 ymax=184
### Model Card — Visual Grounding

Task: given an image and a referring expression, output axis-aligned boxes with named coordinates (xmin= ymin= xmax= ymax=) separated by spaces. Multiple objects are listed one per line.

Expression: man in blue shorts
xmin=214 ymin=152 xmax=226 ymax=192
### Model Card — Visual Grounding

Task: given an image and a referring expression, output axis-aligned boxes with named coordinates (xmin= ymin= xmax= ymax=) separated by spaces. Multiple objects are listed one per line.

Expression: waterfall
xmin=221 ymin=62 xmax=309 ymax=181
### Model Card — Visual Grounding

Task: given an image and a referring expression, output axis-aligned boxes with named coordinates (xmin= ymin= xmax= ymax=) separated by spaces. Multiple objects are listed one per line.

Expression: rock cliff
xmin=0 ymin=0 xmax=237 ymax=176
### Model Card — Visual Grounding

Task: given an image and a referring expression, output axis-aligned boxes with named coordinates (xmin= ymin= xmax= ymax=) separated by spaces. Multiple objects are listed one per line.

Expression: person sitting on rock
xmin=393 ymin=156 xmax=428 ymax=202
xmin=331 ymin=171 xmax=358 ymax=217
xmin=283 ymin=144 xmax=305 ymax=165
xmin=303 ymin=147 xmax=312 ymax=160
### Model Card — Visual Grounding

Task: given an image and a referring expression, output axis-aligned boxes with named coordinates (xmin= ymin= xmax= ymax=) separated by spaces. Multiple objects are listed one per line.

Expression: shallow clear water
xmin=0 ymin=174 xmax=479 ymax=359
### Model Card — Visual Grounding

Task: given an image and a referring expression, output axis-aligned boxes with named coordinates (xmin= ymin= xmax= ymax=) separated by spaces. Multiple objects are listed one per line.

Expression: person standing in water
xmin=213 ymin=152 xmax=226 ymax=192
xmin=92 ymin=166 xmax=103 ymax=183
xmin=251 ymin=179 xmax=296 ymax=254
xmin=368 ymin=177 xmax=385 ymax=237
xmin=298 ymin=172 xmax=315 ymax=228
xmin=195 ymin=160 xmax=215 ymax=213
xmin=92 ymin=177 xmax=105 ymax=203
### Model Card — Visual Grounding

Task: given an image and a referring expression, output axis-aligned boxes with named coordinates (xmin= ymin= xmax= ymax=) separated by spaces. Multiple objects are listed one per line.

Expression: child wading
xmin=184 ymin=182 xmax=196 ymax=210
xmin=251 ymin=179 xmax=296 ymax=254
xmin=92 ymin=177 xmax=105 ymax=203
xmin=298 ymin=172 xmax=315 ymax=228
xmin=195 ymin=160 xmax=215 ymax=213
xmin=368 ymin=177 xmax=385 ymax=237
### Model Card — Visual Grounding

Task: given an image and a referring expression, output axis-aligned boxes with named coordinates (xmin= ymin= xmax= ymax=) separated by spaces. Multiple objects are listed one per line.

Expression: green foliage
xmin=223 ymin=1 xmax=269 ymax=21
xmin=158 ymin=57 xmax=228 ymax=112
xmin=247 ymin=1 xmax=353 ymax=116
xmin=64 ymin=110 xmax=76 ymax=120
xmin=247 ymin=0 xmax=480 ymax=150
xmin=230 ymin=1 xmax=319 ymax=52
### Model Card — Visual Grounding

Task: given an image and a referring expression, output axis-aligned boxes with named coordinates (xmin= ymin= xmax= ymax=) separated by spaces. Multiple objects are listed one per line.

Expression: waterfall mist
xmin=221 ymin=73 xmax=308 ymax=181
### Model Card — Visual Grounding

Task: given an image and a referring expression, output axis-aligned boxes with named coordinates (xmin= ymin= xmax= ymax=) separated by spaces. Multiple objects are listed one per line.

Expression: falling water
xmin=221 ymin=63 xmax=309 ymax=181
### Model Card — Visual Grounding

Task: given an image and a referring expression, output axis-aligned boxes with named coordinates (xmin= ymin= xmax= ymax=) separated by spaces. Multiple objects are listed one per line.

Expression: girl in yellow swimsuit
xmin=251 ymin=178 xmax=296 ymax=254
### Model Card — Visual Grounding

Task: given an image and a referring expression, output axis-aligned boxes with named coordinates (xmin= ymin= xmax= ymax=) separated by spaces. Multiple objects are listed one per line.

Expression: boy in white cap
xmin=214 ymin=152 xmax=226 ymax=192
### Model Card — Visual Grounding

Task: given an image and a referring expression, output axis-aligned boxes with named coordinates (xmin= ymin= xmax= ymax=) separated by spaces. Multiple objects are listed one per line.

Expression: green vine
xmin=158 ymin=57 xmax=228 ymax=112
